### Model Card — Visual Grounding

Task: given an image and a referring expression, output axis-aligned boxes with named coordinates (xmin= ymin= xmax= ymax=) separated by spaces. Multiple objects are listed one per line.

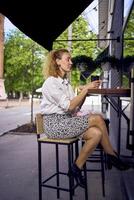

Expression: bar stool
xmin=35 ymin=113 xmax=88 ymax=200
xmin=82 ymin=118 xmax=110 ymax=197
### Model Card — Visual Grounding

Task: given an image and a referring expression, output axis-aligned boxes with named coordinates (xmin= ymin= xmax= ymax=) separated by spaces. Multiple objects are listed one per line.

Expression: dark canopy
xmin=0 ymin=0 xmax=93 ymax=50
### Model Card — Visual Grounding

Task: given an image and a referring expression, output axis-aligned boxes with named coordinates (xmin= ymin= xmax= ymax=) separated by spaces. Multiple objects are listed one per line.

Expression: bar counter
xmin=87 ymin=88 xmax=130 ymax=97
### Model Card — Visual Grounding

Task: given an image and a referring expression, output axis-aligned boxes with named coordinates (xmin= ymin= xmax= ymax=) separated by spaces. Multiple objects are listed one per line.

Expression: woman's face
xmin=56 ymin=52 xmax=73 ymax=75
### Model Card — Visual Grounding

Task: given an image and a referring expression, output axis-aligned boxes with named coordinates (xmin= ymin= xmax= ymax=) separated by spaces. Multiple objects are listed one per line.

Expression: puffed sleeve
xmin=42 ymin=77 xmax=71 ymax=111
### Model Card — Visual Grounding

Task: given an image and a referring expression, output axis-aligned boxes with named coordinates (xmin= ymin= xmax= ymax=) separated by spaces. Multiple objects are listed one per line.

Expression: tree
xmin=0 ymin=14 xmax=7 ymax=100
xmin=53 ymin=15 xmax=99 ymax=59
xmin=123 ymin=8 xmax=134 ymax=87
xmin=4 ymin=29 xmax=46 ymax=97
xmin=124 ymin=9 xmax=134 ymax=57
xmin=4 ymin=29 xmax=48 ymax=124
xmin=0 ymin=13 xmax=4 ymax=79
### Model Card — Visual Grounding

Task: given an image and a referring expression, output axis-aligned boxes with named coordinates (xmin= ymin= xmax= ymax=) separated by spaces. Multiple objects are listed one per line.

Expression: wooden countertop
xmin=88 ymin=88 xmax=130 ymax=97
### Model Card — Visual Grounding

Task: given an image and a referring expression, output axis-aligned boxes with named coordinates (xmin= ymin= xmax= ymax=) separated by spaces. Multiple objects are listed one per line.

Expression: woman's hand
xmin=85 ymin=80 xmax=101 ymax=89
xmin=79 ymin=80 xmax=101 ymax=92
xmin=69 ymin=80 xmax=101 ymax=112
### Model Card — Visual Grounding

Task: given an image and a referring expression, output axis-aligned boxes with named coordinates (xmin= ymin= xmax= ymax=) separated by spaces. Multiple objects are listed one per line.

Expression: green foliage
xmin=4 ymin=29 xmax=47 ymax=95
xmin=53 ymin=15 xmax=99 ymax=59
xmin=123 ymin=9 xmax=134 ymax=87
xmin=4 ymin=16 xmax=100 ymax=94
xmin=71 ymin=68 xmax=81 ymax=89
xmin=124 ymin=9 xmax=134 ymax=57
xmin=53 ymin=15 xmax=100 ymax=87
xmin=72 ymin=55 xmax=97 ymax=83
xmin=4 ymin=10 xmax=133 ymax=94
xmin=122 ymin=74 xmax=130 ymax=88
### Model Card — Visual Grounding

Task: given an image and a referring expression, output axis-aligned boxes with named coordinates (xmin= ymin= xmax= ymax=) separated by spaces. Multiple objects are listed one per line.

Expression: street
xmin=0 ymin=100 xmax=40 ymax=135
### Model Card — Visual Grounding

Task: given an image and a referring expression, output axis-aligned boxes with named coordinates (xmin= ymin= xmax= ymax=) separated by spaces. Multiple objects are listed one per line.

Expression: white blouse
xmin=40 ymin=76 xmax=75 ymax=114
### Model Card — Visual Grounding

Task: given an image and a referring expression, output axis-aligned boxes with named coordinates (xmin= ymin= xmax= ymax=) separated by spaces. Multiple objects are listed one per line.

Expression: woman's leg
xmin=71 ymin=114 xmax=130 ymax=187
xmin=75 ymin=126 xmax=102 ymax=169
xmin=88 ymin=114 xmax=115 ymax=155
xmin=75 ymin=113 xmax=116 ymax=169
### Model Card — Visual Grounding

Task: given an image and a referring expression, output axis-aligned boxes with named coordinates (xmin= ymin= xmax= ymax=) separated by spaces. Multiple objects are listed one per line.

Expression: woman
xmin=40 ymin=48 xmax=129 ymax=188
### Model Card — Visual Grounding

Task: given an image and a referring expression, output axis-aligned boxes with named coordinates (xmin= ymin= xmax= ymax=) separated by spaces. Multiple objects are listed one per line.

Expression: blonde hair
xmin=42 ymin=49 xmax=69 ymax=79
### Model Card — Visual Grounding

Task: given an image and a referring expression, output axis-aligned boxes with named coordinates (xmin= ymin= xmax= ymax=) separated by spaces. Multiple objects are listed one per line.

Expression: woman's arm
xmin=68 ymin=80 xmax=101 ymax=112
xmin=68 ymin=87 xmax=88 ymax=112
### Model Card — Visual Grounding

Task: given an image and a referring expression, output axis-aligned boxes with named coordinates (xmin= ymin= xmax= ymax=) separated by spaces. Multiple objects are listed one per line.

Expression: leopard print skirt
xmin=43 ymin=113 xmax=89 ymax=139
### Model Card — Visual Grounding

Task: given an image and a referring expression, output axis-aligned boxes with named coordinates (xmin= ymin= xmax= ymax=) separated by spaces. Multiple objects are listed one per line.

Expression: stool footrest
xmin=86 ymin=169 xmax=103 ymax=172
xmin=42 ymin=172 xmax=69 ymax=184
xmin=42 ymin=184 xmax=72 ymax=192
xmin=41 ymin=172 xmax=78 ymax=192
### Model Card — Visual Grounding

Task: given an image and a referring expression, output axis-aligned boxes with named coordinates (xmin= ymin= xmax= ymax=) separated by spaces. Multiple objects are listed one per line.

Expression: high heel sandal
xmin=106 ymin=152 xmax=130 ymax=171
xmin=68 ymin=163 xmax=86 ymax=188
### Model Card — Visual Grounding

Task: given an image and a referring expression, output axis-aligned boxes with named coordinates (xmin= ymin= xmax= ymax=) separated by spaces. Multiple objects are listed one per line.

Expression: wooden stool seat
xmin=38 ymin=136 xmax=79 ymax=144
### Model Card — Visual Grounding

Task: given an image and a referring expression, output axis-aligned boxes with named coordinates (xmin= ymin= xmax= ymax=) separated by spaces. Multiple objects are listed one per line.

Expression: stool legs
xmin=75 ymin=140 xmax=88 ymax=200
xmin=56 ymin=144 xmax=60 ymax=198
xmin=83 ymin=163 xmax=88 ymax=200
xmin=68 ymin=144 xmax=74 ymax=200
xmin=38 ymin=142 xmax=42 ymax=200
xmin=37 ymin=140 xmax=88 ymax=200
xmin=82 ymin=140 xmax=105 ymax=198
xmin=100 ymin=149 xmax=105 ymax=197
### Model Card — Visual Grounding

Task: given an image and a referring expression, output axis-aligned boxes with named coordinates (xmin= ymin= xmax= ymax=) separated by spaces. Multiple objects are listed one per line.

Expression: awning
xmin=0 ymin=0 xmax=93 ymax=50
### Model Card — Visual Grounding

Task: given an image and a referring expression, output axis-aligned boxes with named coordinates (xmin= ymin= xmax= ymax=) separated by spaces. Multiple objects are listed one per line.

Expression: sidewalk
xmin=0 ymin=98 xmax=40 ymax=108
xmin=0 ymin=99 xmax=40 ymax=135
xmin=0 ymin=133 xmax=130 ymax=200
xmin=0 ymin=99 xmax=134 ymax=199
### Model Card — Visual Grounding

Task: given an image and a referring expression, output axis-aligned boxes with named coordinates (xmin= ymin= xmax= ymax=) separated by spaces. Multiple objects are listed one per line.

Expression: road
xmin=0 ymin=97 xmax=101 ymax=136
xmin=0 ymin=100 xmax=40 ymax=135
